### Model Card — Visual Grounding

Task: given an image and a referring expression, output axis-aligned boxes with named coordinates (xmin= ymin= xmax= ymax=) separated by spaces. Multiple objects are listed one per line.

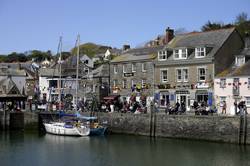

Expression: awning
xmin=196 ymin=90 xmax=208 ymax=95
xmin=103 ymin=95 xmax=120 ymax=100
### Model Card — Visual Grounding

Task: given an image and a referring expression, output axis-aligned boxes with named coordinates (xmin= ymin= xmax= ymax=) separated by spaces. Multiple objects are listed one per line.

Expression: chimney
xmin=244 ymin=32 xmax=250 ymax=49
xmin=123 ymin=44 xmax=130 ymax=51
xmin=165 ymin=27 xmax=174 ymax=44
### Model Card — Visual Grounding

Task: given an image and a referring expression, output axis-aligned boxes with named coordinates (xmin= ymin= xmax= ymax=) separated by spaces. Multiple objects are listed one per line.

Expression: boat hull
xmin=44 ymin=122 xmax=90 ymax=136
xmin=90 ymin=127 xmax=107 ymax=136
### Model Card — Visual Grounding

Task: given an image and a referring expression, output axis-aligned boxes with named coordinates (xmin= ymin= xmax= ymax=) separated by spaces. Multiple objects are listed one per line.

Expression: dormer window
xmin=174 ymin=48 xmax=187 ymax=59
xmin=158 ymin=51 xmax=167 ymax=61
xmin=195 ymin=47 xmax=206 ymax=58
xmin=235 ymin=56 xmax=245 ymax=66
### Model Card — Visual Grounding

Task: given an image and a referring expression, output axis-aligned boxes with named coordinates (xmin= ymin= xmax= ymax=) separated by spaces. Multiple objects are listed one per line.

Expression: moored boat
xmin=44 ymin=121 xmax=90 ymax=136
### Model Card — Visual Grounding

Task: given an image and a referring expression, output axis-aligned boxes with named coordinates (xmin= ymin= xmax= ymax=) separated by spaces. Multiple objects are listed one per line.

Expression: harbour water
xmin=0 ymin=131 xmax=250 ymax=166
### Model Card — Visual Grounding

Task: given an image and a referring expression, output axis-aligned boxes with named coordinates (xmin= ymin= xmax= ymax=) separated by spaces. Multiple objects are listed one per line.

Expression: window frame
xmin=197 ymin=67 xmax=206 ymax=82
xmin=123 ymin=64 xmax=127 ymax=73
xmin=142 ymin=63 xmax=146 ymax=72
xmin=132 ymin=63 xmax=136 ymax=73
xmin=174 ymin=48 xmax=187 ymax=60
xmin=158 ymin=50 xmax=167 ymax=61
xmin=245 ymin=96 xmax=250 ymax=107
xmin=220 ymin=96 xmax=226 ymax=106
xmin=113 ymin=80 xmax=118 ymax=87
xmin=235 ymin=56 xmax=245 ymax=66
xmin=248 ymin=78 xmax=250 ymax=89
xmin=176 ymin=68 xmax=189 ymax=82
xmin=122 ymin=79 xmax=127 ymax=89
xmin=160 ymin=69 xmax=168 ymax=83
xmin=195 ymin=47 xmax=206 ymax=58
xmin=220 ymin=78 xmax=226 ymax=88
xmin=113 ymin=65 xmax=117 ymax=74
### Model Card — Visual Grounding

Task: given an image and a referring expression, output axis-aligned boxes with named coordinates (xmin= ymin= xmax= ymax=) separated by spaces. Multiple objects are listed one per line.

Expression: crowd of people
xmin=99 ymin=96 xmax=148 ymax=114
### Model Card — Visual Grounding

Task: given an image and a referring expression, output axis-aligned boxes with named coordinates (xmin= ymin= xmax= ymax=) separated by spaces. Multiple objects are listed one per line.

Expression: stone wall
xmin=94 ymin=112 xmax=250 ymax=144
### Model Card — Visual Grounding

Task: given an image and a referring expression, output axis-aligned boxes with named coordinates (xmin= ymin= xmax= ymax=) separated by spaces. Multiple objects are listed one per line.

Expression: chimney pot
xmin=165 ymin=27 xmax=174 ymax=44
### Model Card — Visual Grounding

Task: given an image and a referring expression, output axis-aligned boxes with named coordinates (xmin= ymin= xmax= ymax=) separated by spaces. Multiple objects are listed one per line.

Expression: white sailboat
xmin=44 ymin=35 xmax=90 ymax=136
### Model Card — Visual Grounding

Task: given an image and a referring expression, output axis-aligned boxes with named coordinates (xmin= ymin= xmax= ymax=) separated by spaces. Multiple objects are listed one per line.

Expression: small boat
xmin=77 ymin=115 xmax=107 ymax=136
xmin=44 ymin=121 xmax=90 ymax=136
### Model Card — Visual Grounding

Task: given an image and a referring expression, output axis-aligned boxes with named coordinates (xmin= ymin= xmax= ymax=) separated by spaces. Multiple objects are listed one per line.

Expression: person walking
xmin=222 ymin=101 xmax=227 ymax=114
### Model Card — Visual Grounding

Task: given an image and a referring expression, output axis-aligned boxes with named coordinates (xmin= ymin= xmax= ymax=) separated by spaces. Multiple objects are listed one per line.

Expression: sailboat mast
xmin=58 ymin=36 xmax=63 ymax=112
xmin=75 ymin=34 xmax=80 ymax=111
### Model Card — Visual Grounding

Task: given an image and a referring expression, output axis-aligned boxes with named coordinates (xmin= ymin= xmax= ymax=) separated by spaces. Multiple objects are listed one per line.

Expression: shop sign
xmin=124 ymin=73 xmax=134 ymax=77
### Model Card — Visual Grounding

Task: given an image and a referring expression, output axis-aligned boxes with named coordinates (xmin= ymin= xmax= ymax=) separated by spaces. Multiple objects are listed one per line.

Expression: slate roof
xmin=0 ymin=77 xmax=22 ymax=95
xmin=123 ymin=45 xmax=164 ymax=56
xmin=0 ymin=67 xmax=27 ymax=76
xmin=82 ymin=64 xmax=109 ymax=78
xmin=166 ymin=28 xmax=235 ymax=49
xmin=216 ymin=46 xmax=250 ymax=77
xmin=111 ymin=54 xmax=157 ymax=63
xmin=156 ymin=28 xmax=236 ymax=66
xmin=216 ymin=60 xmax=250 ymax=77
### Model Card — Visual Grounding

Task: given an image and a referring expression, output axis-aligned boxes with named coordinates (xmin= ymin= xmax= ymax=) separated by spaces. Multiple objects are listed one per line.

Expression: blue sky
xmin=0 ymin=0 xmax=249 ymax=54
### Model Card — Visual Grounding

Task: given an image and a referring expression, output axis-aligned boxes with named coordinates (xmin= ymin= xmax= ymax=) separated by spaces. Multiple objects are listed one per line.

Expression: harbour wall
xmin=94 ymin=113 xmax=250 ymax=145
xmin=0 ymin=111 xmax=249 ymax=145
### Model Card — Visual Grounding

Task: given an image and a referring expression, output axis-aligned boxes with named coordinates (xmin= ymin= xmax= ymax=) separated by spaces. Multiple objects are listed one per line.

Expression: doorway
xmin=176 ymin=90 xmax=190 ymax=111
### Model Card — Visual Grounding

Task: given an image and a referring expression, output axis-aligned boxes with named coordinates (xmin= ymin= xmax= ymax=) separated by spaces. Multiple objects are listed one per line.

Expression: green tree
xmin=6 ymin=52 xmax=28 ymax=62
xmin=27 ymin=50 xmax=52 ymax=62
xmin=235 ymin=12 xmax=248 ymax=24
xmin=201 ymin=21 xmax=224 ymax=32
xmin=71 ymin=42 xmax=111 ymax=58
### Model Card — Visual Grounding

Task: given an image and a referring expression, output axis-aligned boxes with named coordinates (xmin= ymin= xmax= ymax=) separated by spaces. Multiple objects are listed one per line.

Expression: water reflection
xmin=0 ymin=131 xmax=250 ymax=166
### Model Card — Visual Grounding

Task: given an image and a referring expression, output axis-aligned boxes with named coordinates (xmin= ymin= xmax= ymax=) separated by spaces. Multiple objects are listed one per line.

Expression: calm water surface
xmin=0 ymin=131 xmax=250 ymax=166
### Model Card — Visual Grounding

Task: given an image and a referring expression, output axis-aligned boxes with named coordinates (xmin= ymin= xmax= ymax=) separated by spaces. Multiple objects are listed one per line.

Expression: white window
xmin=123 ymin=65 xmax=127 ymax=73
xmin=158 ymin=51 xmax=167 ymax=60
xmin=160 ymin=69 xmax=168 ymax=83
xmin=174 ymin=49 xmax=187 ymax=59
xmin=195 ymin=47 xmax=206 ymax=58
xmin=220 ymin=78 xmax=226 ymax=88
xmin=141 ymin=79 xmax=146 ymax=88
xmin=174 ymin=49 xmax=179 ymax=59
xmin=113 ymin=80 xmax=118 ymax=87
xmin=176 ymin=69 xmax=182 ymax=82
xmin=220 ymin=96 xmax=226 ymax=106
xmin=176 ymin=68 xmax=189 ymax=82
xmin=198 ymin=67 xmax=206 ymax=82
xmin=183 ymin=69 xmax=188 ymax=82
xmin=245 ymin=97 xmax=250 ymax=107
xmin=248 ymin=78 xmax=250 ymax=89
xmin=114 ymin=65 xmax=117 ymax=74
xmin=122 ymin=80 xmax=127 ymax=89
xmin=181 ymin=48 xmax=187 ymax=59
xmin=132 ymin=63 xmax=136 ymax=73
xmin=142 ymin=63 xmax=146 ymax=72
xmin=235 ymin=56 xmax=245 ymax=66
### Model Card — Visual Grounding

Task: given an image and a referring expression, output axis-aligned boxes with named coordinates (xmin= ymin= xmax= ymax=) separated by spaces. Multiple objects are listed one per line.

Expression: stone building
xmin=154 ymin=28 xmax=244 ymax=110
xmin=214 ymin=36 xmax=250 ymax=114
xmin=110 ymin=45 xmax=164 ymax=102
